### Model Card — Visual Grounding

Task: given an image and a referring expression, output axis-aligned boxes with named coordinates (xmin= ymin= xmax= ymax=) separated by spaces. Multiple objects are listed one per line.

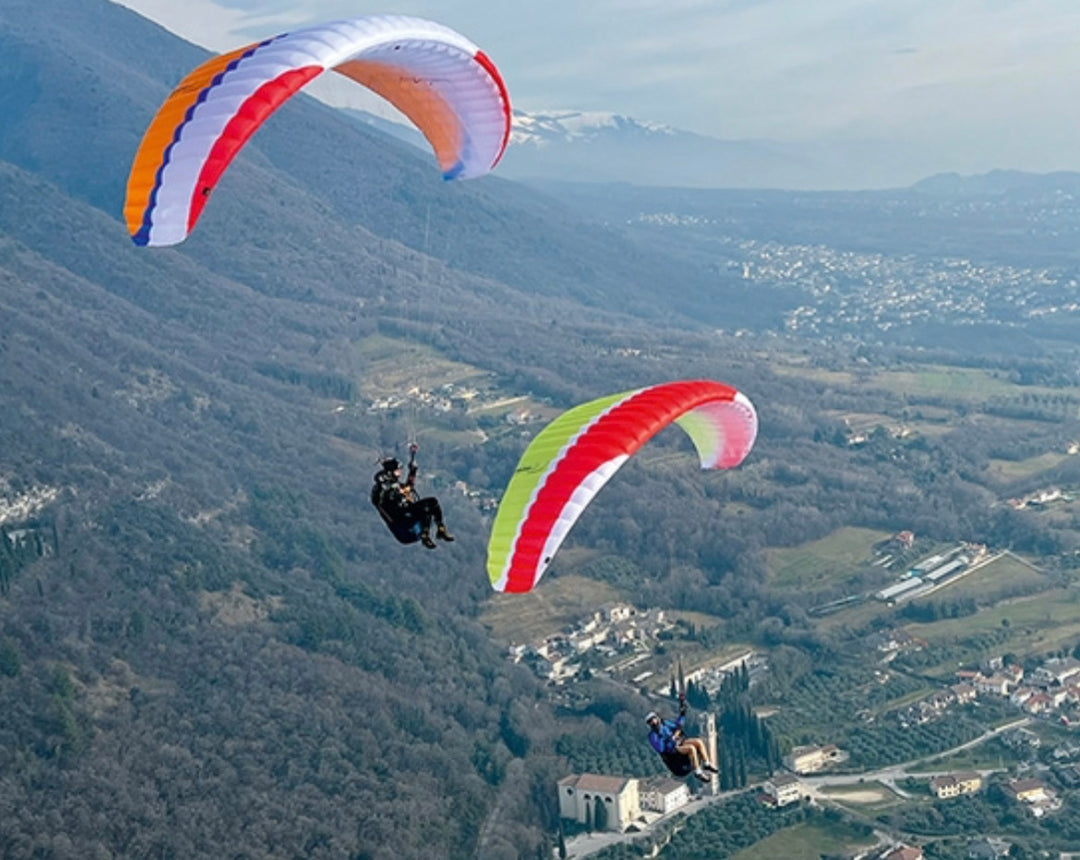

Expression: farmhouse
xmin=785 ymin=744 xmax=844 ymax=774
xmin=929 ymin=772 xmax=981 ymax=799
xmin=892 ymin=530 xmax=915 ymax=549
xmin=1003 ymin=777 xmax=1050 ymax=804
xmin=762 ymin=773 xmax=802 ymax=808
xmin=557 ymin=774 xmax=639 ymax=832
xmin=866 ymin=629 xmax=921 ymax=654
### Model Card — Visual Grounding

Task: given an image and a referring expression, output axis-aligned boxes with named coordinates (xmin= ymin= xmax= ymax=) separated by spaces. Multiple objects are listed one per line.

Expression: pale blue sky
xmin=114 ymin=0 xmax=1080 ymax=179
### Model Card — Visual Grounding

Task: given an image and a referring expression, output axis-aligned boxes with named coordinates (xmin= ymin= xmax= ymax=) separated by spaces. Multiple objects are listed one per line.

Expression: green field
xmin=910 ymin=745 xmax=1011 ymax=773
xmin=925 ymin=552 xmax=1047 ymax=603
xmin=729 ymin=819 xmax=877 ymax=860
xmin=988 ymin=452 xmax=1072 ymax=481
xmin=811 ymin=552 xmax=1050 ymax=635
xmin=768 ymin=526 xmax=891 ymax=589
xmin=770 ymin=364 xmax=857 ymax=388
xmin=774 ymin=360 xmax=1080 ymax=404
xmin=353 ymin=334 xmax=488 ymax=396
xmin=879 ymin=367 xmax=1020 ymax=400
xmin=906 ymin=587 xmax=1080 ymax=658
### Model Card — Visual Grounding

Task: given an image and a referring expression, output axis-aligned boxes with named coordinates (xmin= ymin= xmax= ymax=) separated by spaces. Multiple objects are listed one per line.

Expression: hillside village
xmin=507 ymin=603 xmax=682 ymax=686
xmin=559 ymin=644 xmax=1080 ymax=858
xmin=503 ymin=600 xmax=771 ymax=699
xmin=548 ymin=535 xmax=1080 ymax=858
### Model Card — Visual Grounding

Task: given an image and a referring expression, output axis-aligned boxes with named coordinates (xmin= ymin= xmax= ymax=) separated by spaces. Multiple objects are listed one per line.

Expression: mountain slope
xmin=0 ymin=4 xmax=845 ymax=857
xmin=0 ymin=0 xmax=768 ymax=330
xmin=0 ymin=3 xmax=670 ymax=857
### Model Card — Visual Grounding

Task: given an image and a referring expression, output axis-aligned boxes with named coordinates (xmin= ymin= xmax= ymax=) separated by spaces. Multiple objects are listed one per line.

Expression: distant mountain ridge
xmin=350 ymin=105 xmax=1080 ymax=194
xmin=350 ymin=105 xmax=1037 ymax=192
xmin=910 ymin=168 xmax=1080 ymax=197
xmin=347 ymin=105 xmax=816 ymax=189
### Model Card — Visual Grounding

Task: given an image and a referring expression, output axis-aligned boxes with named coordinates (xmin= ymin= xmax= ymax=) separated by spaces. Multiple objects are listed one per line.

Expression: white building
xmin=974 ymin=674 xmax=1011 ymax=696
xmin=639 ymin=777 xmax=689 ymax=814
xmin=785 ymin=744 xmax=844 ymax=774
xmin=924 ymin=557 xmax=968 ymax=582
xmin=764 ymin=773 xmax=803 ymax=807
xmin=603 ymin=603 xmax=635 ymax=623
xmin=1034 ymin=657 xmax=1080 ymax=687
xmin=557 ymin=774 xmax=640 ymax=832
xmin=876 ymin=577 xmax=924 ymax=602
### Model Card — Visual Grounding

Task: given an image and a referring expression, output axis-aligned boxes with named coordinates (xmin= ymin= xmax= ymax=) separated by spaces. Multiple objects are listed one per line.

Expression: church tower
xmin=704 ymin=712 xmax=719 ymax=796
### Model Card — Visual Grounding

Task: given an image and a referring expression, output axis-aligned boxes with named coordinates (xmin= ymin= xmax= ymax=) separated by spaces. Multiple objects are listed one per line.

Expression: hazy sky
xmin=114 ymin=0 xmax=1080 ymax=179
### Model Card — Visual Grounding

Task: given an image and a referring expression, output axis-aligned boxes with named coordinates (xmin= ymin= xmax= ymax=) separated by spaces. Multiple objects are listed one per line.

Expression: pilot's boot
xmin=421 ymin=530 xmax=436 ymax=549
xmin=436 ymin=523 xmax=455 ymax=542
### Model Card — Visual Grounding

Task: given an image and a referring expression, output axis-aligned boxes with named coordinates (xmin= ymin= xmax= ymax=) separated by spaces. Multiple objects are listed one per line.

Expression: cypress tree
xmin=594 ymin=797 xmax=608 ymax=832
xmin=0 ymin=638 xmax=20 ymax=677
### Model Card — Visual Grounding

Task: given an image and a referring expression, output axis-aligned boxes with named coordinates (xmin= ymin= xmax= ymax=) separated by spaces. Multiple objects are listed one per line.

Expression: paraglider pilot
xmin=371 ymin=444 xmax=454 ymax=549
xmin=646 ymin=695 xmax=717 ymax=782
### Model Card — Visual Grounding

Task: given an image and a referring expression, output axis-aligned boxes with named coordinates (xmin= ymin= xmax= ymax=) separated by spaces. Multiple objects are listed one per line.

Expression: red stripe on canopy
xmin=187 ymin=65 xmax=322 ymax=233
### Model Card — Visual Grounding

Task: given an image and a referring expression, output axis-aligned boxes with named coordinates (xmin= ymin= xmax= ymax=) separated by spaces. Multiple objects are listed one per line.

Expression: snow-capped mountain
xmin=501 ymin=109 xmax=827 ymax=189
xmin=510 ymin=110 xmax=678 ymax=145
xmin=341 ymin=106 xmax=912 ymax=190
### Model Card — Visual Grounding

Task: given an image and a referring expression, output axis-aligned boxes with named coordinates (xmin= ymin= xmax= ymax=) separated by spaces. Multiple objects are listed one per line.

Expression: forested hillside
xmin=0 ymin=2 xmax=801 ymax=857
xmin=5 ymin=2 xmax=1080 ymax=859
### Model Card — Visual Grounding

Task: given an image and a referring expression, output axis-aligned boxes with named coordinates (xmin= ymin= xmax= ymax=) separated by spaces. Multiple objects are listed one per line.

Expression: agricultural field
xmin=810 ymin=551 xmax=1050 ymax=635
xmin=479 ymin=574 xmax=624 ymax=644
xmin=872 ymin=366 xmax=1080 ymax=404
xmin=353 ymin=334 xmax=489 ymax=396
xmin=910 ymin=742 xmax=1012 ymax=774
xmin=924 ymin=552 xmax=1048 ymax=604
xmin=773 ymin=360 xmax=1080 ymax=405
xmin=905 ymin=586 xmax=1080 ymax=659
xmin=988 ymin=451 xmax=1073 ymax=481
xmin=729 ymin=819 xmax=878 ymax=860
xmin=767 ymin=526 xmax=892 ymax=590
xmin=768 ymin=362 xmax=857 ymax=388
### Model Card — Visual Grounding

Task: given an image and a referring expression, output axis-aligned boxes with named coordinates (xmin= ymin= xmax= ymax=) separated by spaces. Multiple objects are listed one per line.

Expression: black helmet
xmin=381 ymin=458 xmax=401 ymax=472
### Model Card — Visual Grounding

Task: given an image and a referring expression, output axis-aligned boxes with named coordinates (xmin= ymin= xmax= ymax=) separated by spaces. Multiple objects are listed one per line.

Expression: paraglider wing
xmin=486 ymin=380 xmax=758 ymax=593
xmin=124 ymin=15 xmax=511 ymax=246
